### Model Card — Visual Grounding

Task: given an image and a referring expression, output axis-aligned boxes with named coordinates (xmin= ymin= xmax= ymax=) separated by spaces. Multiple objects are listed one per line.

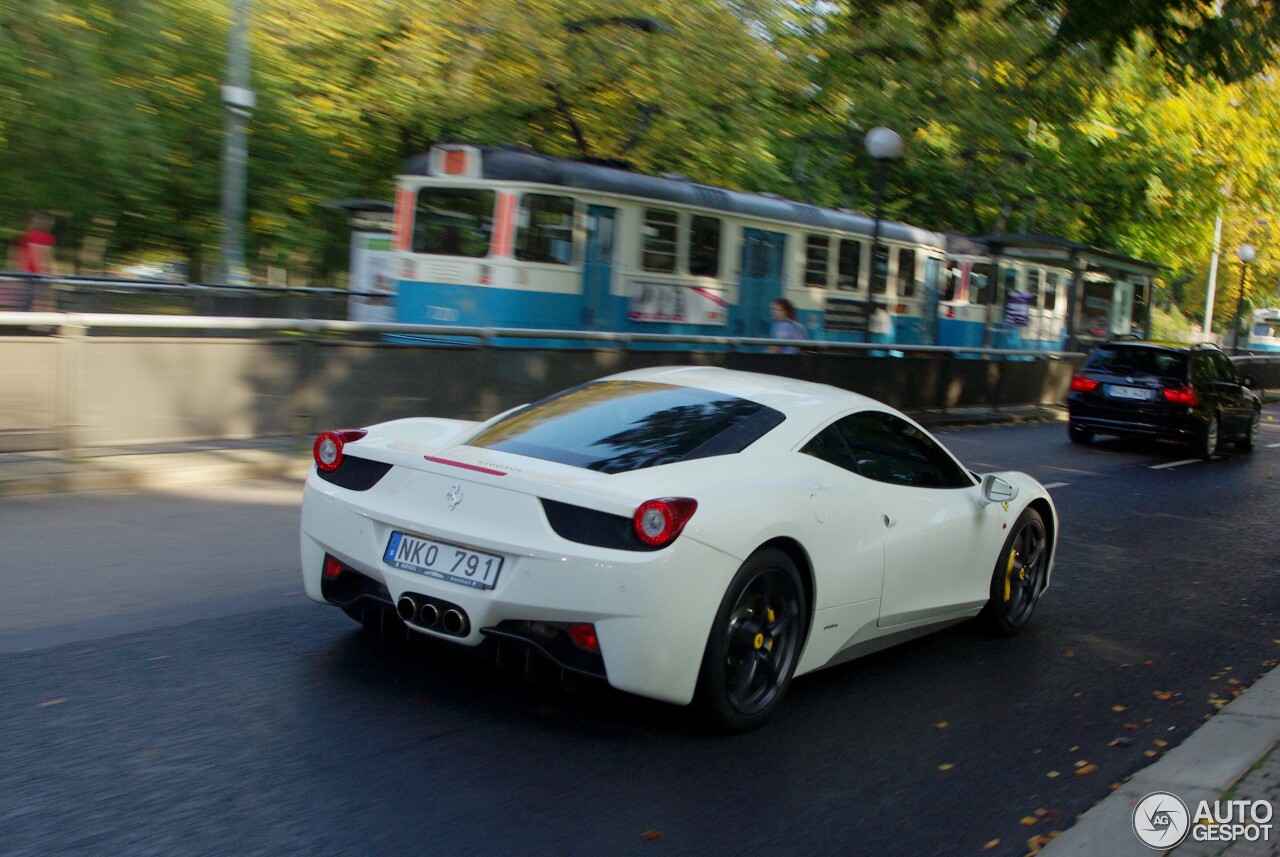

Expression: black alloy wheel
xmin=1198 ymin=415 xmax=1220 ymax=459
xmin=982 ymin=508 xmax=1048 ymax=636
xmin=696 ymin=548 xmax=806 ymax=732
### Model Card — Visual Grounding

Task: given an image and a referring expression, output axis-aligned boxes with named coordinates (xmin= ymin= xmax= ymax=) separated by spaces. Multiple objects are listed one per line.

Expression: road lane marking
xmin=1267 ymin=442 xmax=1280 ymax=448
xmin=1150 ymin=459 xmax=1203 ymax=470
xmin=1043 ymin=482 xmax=1070 ymax=489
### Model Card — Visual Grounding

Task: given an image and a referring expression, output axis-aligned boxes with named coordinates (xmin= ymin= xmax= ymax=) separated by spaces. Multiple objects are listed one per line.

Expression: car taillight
xmin=1070 ymin=374 xmax=1099 ymax=393
xmin=1162 ymin=385 xmax=1200 ymax=406
xmin=632 ymin=498 xmax=698 ymax=548
xmin=322 ymin=554 xmax=344 ymax=580
xmin=567 ymin=623 xmax=599 ymax=652
xmin=313 ymin=429 xmax=367 ymax=472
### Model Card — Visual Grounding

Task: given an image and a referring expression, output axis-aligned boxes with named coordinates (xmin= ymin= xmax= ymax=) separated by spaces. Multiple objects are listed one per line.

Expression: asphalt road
xmin=2 ymin=410 xmax=1279 ymax=857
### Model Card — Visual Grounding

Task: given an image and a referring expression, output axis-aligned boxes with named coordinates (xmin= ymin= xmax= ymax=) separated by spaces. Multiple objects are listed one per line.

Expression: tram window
xmin=896 ymin=248 xmax=916 ymax=297
xmin=969 ymin=263 xmax=991 ymax=305
xmin=516 ymin=193 xmax=576 ymax=265
xmin=1044 ymin=272 xmax=1059 ymax=311
xmin=1002 ymin=266 xmax=1019 ymax=295
xmin=871 ymin=244 xmax=889 ymax=294
xmin=805 ymin=235 xmax=830 ymax=288
xmin=837 ymin=239 xmax=862 ymax=291
xmin=689 ymin=216 xmax=722 ymax=277
xmin=643 ymin=209 xmax=678 ymax=273
xmin=943 ymin=262 xmax=959 ymax=302
xmin=412 ymin=188 xmax=494 ymax=258
xmin=1026 ymin=268 xmax=1041 ymax=299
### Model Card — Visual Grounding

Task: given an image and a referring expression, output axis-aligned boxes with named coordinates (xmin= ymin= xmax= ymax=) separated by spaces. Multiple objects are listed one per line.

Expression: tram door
xmin=582 ymin=205 xmax=616 ymax=329
xmin=739 ymin=228 xmax=787 ymax=337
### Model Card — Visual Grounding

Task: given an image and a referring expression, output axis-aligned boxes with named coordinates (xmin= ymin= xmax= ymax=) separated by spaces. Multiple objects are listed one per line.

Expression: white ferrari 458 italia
xmin=301 ymin=366 xmax=1058 ymax=730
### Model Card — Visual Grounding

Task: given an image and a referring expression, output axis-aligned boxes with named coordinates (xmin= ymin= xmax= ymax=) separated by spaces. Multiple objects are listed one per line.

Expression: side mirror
xmin=1240 ymin=374 xmax=1256 ymax=388
xmin=981 ymin=474 xmax=1019 ymax=505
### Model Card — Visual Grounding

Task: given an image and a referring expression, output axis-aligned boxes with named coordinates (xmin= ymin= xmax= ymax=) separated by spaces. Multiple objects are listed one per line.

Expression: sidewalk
xmin=1039 ymin=667 xmax=1280 ymax=856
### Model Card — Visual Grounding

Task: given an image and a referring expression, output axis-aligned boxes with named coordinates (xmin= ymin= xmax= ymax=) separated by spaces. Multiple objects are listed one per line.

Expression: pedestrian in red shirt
xmin=14 ymin=211 xmax=55 ymax=274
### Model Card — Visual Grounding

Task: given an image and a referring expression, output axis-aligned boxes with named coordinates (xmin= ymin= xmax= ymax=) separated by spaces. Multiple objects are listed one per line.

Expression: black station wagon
xmin=1067 ymin=341 xmax=1261 ymax=458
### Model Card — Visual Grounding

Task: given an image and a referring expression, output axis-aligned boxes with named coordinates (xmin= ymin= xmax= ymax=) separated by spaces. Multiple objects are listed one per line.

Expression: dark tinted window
xmin=1211 ymin=352 xmax=1239 ymax=383
xmin=1085 ymin=346 xmax=1187 ymax=379
xmin=837 ymin=239 xmax=862 ymax=291
xmin=689 ymin=216 xmax=721 ymax=277
xmin=413 ymin=188 xmax=494 ymax=257
xmin=896 ymin=248 xmax=916 ymax=297
xmin=642 ymin=209 xmax=678 ymax=273
xmin=468 ymin=381 xmax=784 ymax=474
xmin=802 ymin=411 xmax=972 ymax=489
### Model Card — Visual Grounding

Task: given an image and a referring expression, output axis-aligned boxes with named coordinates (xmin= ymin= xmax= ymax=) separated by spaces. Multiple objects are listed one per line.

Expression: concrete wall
xmin=5 ymin=331 xmax=1277 ymax=454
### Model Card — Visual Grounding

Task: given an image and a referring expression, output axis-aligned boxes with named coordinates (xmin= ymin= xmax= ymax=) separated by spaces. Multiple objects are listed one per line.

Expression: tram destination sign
xmin=824 ymin=298 xmax=868 ymax=333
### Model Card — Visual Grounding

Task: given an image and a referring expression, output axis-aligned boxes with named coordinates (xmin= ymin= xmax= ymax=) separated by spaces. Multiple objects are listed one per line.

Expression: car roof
xmin=1095 ymin=339 xmax=1222 ymax=353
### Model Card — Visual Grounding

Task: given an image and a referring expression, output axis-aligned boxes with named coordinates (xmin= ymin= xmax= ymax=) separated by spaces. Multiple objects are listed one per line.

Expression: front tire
xmin=1197 ymin=415 xmax=1220 ymax=459
xmin=981 ymin=508 xmax=1048 ymax=636
xmin=695 ymin=548 xmax=806 ymax=732
xmin=1238 ymin=409 xmax=1261 ymax=452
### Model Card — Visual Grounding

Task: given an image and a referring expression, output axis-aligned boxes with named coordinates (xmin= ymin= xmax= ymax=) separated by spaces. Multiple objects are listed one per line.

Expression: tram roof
xmin=401 ymin=145 xmax=945 ymax=247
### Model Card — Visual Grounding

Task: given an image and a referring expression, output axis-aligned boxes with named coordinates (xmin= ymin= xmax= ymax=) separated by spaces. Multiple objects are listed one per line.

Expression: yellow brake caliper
xmin=1004 ymin=550 xmax=1018 ymax=603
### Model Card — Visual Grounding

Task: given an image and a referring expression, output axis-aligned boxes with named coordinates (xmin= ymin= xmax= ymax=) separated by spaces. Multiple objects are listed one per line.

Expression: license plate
xmin=1106 ymin=385 xmax=1153 ymax=401
xmin=383 ymin=531 xmax=503 ymax=590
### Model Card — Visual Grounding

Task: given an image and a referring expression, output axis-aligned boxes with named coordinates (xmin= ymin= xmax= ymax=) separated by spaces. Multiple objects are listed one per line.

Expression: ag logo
xmin=1133 ymin=791 xmax=1190 ymax=849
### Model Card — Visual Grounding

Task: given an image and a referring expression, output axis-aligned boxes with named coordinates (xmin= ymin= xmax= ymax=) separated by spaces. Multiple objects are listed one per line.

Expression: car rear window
xmin=466 ymin=380 xmax=785 ymax=473
xmin=1085 ymin=346 xmax=1186 ymax=379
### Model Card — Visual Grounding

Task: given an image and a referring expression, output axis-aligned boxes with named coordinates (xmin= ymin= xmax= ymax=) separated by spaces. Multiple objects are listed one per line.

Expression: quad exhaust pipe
xmin=442 ymin=609 xmax=466 ymax=635
xmin=395 ymin=594 xmax=466 ymax=636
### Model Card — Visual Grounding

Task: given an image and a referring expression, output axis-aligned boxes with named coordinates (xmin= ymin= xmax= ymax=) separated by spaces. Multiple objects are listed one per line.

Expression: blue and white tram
xmin=389 ymin=144 xmax=952 ymax=344
xmin=1247 ymin=307 xmax=1280 ymax=352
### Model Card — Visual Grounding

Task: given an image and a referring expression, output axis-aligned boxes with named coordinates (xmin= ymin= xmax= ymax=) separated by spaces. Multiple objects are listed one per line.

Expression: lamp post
xmin=219 ymin=0 xmax=254 ymax=286
xmin=1233 ymin=243 xmax=1256 ymax=353
xmin=863 ymin=127 xmax=903 ymax=339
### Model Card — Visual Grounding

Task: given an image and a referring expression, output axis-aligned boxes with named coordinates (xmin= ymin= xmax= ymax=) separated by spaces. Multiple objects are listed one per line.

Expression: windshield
xmin=1085 ymin=346 xmax=1186 ymax=379
xmin=466 ymin=380 xmax=785 ymax=473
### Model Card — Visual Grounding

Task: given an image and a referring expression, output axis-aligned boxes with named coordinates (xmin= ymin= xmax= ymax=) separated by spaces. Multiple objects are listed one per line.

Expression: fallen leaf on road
xmin=1073 ymin=759 xmax=1088 ymax=767
xmin=1153 ymin=739 xmax=1168 ymax=748
xmin=1144 ymin=750 xmax=1158 ymax=758
xmin=641 ymin=830 xmax=662 ymax=841
xmin=1020 ymin=816 xmax=1038 ymax=826
xmin=983 ymin=839 xmax=1000 ymax=850
xmin=1112 ymin=705 xmax=1127 ymax=712
xmin=1027 ymin=834 xmax=1054 ymax=853
xmin=1124 ymin=722 xmax=1140 ymax=731
xmin=1069 ymin=745 xmax=1080 ymax=752
xmin=1046 ymin=771 xmax=1061 ymax=778
xmin=38 ymin=699 xmax=65 ymax=708
xmin=938 ymin=763 xmax=955 ymax=771
xmin=1153 ymin=690 xmax=1174 ymax=701
xmin=1075 ymin=764 xmax=1098 ymax=776
xmin=935 ymin=721 xmax=949 ymax=729
xmin=1143 ymin=660 xmax=1154 ymax=666
xmin=1064 ymin=650 xmax=1074 ymax=658
xmin=1034 ymin=809 xmax=1049 ymax=817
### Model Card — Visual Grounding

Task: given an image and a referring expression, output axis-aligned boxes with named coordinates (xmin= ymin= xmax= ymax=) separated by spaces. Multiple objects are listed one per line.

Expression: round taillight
xmin=633 ymin=498 xmax=698 ymax=548
xmin=313 ymin=429 xmax=367 ymax=473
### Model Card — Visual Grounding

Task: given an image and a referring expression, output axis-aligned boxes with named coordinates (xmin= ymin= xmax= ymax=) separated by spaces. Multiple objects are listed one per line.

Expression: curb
xmin=0 ymin=447 xmax=312 ymax=498
xmin=1038 ymin=666 xmax=1280 ymax=856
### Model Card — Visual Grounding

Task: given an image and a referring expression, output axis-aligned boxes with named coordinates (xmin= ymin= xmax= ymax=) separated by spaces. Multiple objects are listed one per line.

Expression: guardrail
xmin=2 ymin=312 xmax=1274 ymax=456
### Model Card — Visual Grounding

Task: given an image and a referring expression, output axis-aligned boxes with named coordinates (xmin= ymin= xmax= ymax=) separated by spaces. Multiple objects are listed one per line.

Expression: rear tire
xmin=1068 ymin=423 xmax=1093 ymax=445
xmin=695 ymin=548 xmax=806 ymax=732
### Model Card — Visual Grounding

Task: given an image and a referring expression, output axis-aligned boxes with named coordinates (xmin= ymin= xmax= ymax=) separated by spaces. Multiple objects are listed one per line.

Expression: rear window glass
xmin=466 ymin=381 xmax=785 ymax=473
xmin=1085 ymin=346 xmax=1186 ymax=379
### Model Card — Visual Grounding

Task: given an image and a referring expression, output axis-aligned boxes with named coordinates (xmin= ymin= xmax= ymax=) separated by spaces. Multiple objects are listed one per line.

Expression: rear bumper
xmin=300 ymin=476 xmax=738 ymax=706
xmin=1068 ymin=397 xmax=1202 ymax=442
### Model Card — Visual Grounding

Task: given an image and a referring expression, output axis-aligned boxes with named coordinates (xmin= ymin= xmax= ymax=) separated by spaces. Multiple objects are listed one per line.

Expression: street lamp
xmin=864 ymin=127 xmax=903 ymax=339
xmin=1233 ymin=243 xmax=1256 ymax=353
